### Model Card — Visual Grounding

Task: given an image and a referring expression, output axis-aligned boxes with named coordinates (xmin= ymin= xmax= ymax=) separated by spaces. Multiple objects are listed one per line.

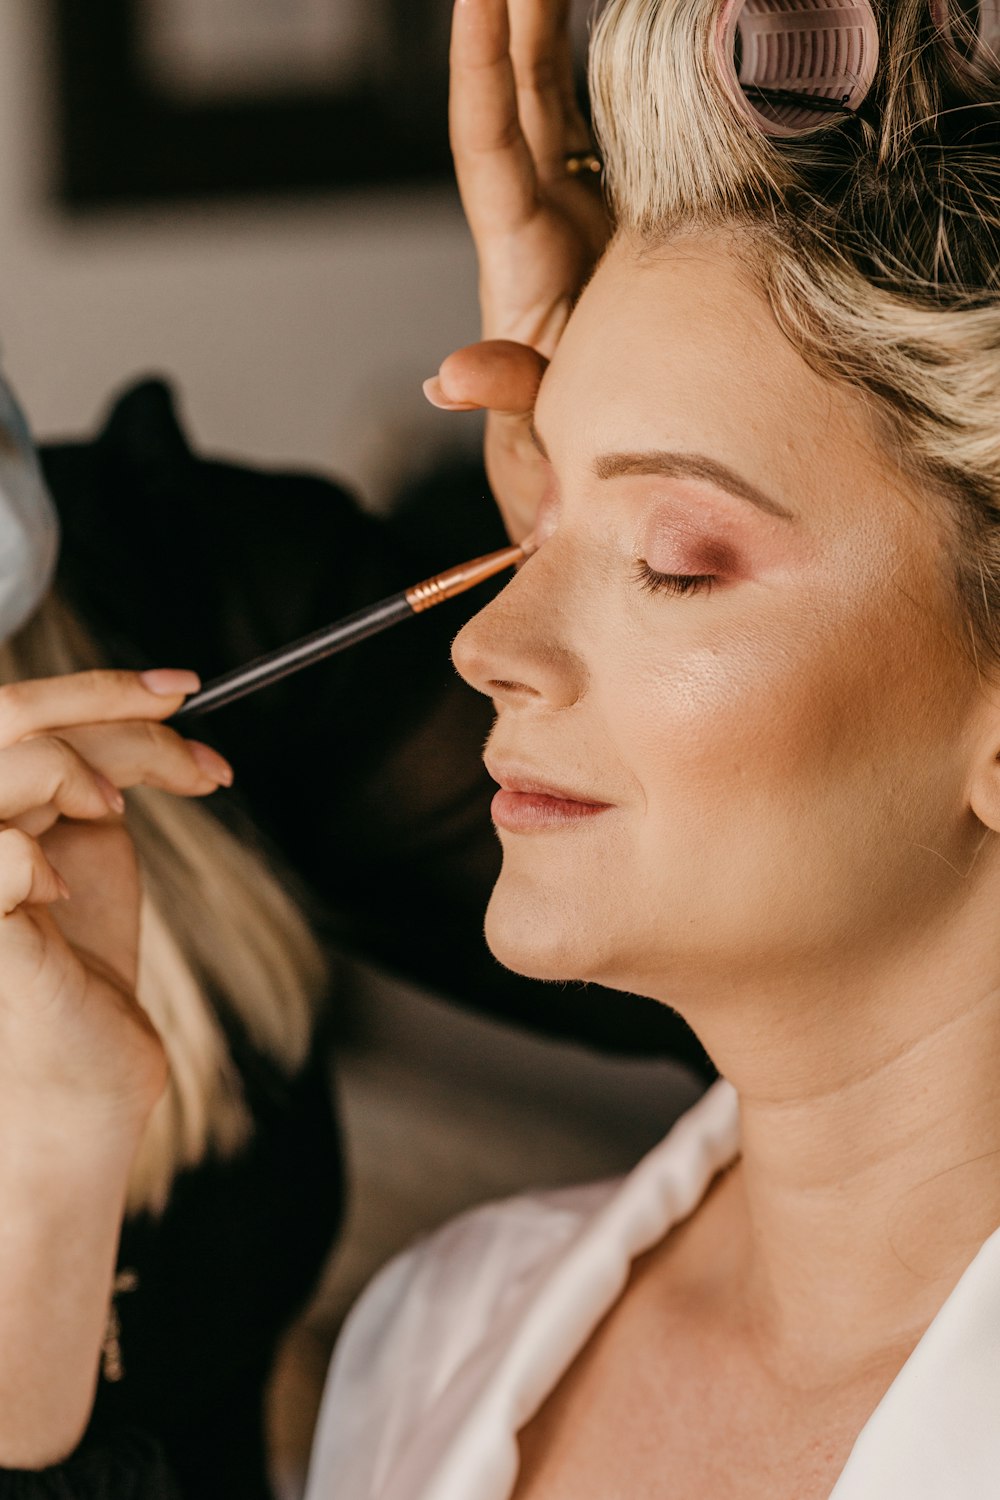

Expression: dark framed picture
xmin=50 ymin=0 xmax=456 ymax=208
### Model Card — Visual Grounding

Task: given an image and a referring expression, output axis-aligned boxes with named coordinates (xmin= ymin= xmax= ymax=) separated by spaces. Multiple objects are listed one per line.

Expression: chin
xmin=484 ymin=880 xmax=608 ymax=984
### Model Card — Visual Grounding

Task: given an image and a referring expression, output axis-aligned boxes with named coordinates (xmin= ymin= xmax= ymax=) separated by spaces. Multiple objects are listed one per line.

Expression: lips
xmin=485 ymin=760 xmax=613 ymax=833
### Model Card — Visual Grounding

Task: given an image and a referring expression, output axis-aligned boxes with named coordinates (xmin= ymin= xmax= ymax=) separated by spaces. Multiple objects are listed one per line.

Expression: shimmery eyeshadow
xmin=643 ymin=514 xmax=744 ymax=578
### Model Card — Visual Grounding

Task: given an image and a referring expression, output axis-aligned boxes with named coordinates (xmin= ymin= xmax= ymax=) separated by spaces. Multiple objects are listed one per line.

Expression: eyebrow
xmin=528 ymin=419 xmax=793 ymax=520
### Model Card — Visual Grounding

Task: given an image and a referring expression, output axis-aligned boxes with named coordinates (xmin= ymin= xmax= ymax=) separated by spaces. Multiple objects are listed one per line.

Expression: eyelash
xmin=633 ymin=560 xmax=716 ymax=598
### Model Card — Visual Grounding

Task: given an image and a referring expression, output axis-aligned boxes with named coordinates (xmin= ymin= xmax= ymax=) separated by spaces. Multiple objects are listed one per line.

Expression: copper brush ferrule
xmin=405 ymin=543 xmax=525 ymax=612
xmin=174 ymin=535 xmax=534 ymax=719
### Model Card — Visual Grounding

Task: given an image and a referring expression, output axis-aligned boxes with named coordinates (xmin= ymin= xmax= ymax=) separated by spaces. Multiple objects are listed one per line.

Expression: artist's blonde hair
xmin=589 ymin=0 xmax=1000 ymax=660
xmin=0 ymin=592 xmax=327 ymax=1215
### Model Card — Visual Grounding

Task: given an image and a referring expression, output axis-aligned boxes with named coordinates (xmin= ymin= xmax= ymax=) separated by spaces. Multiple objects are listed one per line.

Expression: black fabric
xmin=0 ymin=1431 xmax=182 ymax=1500
xmin=94 ymin=1016 xmax=343 ymax=1500
xmin=0 ymin=379 xmax=712 ymax=1500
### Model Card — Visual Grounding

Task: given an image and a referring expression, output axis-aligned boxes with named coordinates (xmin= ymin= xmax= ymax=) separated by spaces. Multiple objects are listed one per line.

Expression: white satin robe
xmin=305 ymin=1080 xmax=1000 ymax=1499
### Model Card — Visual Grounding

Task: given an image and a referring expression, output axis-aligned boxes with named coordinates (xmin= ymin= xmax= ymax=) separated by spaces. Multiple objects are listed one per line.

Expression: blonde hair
xmin=0 ymin=593 xmax=327 ymax=1215
xmin=589 ymin=0 xmax=1000 ymax=661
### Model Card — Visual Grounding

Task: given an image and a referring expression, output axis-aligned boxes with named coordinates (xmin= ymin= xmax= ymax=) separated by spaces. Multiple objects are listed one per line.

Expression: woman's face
xmin=452 ymin=234 xmax=989 ymax=1004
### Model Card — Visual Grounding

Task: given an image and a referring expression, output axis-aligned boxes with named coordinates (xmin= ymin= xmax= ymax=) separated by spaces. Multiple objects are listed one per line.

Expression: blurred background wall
xmin=0 ymin=2 xmax=481 ymax=502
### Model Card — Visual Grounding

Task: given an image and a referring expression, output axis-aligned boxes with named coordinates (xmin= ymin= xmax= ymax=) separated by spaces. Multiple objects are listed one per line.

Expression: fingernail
xmin=95 ymin=773 xmax=126 ymax=815
xmin=188 ymin=741 xmax=235 ymax=787
xmin=141 ymin=669 xmax=202 ymax=698
xmin=422 ymin=377 xmax=478 ymax=412
xmin=55 ymin=873 xmax=71 ymax=901
xmin=422 ymin=377 xmax=448 ymax=407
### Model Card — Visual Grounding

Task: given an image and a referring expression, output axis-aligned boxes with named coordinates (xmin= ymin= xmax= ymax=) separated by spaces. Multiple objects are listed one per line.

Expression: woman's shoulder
xmin=329 ymin=1079 xmax=737 ymax=1385
xmin=306 ymin=1082 xmax=739 ymax=1500
xmin=332 ymin=1175 xmax=619 ymax=1388
xmin=304 ymin=1178 xmax=619 ymax=1498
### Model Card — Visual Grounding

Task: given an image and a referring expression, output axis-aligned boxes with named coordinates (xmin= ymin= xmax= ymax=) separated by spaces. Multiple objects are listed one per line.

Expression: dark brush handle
xmin=174 ymin=592 xmax=413 ymax=719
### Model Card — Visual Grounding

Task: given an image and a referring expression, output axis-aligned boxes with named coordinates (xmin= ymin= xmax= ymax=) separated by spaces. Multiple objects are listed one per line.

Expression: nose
xmin=451 ymin=543 xmax=588 ymax=710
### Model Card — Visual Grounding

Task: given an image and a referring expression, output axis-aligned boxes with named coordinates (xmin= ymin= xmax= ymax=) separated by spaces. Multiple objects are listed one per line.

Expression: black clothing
xmin=0 ymin=381 xmax=710 ymax=1500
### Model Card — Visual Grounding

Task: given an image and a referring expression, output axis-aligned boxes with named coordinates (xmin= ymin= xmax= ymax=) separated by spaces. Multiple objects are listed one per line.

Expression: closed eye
xmin=633 ymin=560 xmax=716 ymax=598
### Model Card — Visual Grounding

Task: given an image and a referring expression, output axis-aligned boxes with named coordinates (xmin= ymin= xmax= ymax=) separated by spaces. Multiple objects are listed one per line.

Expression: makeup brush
xmin=173 ymin=537 xmax=532 ymax=719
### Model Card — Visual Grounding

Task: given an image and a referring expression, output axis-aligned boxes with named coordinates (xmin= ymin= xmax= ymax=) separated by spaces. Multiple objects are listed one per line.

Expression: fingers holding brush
xmin=56 ymin=720 xmax=233 ymax=801
xmin=0 ymin=669 xmax=232 ymax=839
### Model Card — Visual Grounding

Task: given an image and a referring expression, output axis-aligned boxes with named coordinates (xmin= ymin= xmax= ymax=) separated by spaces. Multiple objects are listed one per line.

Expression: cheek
xmin=609 ymin=637 xmax=816 ymax=823
xmin=603 ymin=585 xmax=955 ymax=832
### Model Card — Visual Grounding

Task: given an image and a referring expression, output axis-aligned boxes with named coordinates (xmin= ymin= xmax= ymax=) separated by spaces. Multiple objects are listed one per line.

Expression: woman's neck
xmin=678 ymin=935 xmax=1000 ymax=1381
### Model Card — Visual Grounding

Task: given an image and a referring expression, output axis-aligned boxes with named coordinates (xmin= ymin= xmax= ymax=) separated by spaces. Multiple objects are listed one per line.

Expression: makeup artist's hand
xmin=426 ymin=340 xmax=549 ymax=544
xmin=424 ymin=0 xmax=609 ymax=541
xmin=450 ymin=0 xmax=606 ymax=353
xmin=0 ymin=668 xmax=232 ymax=1132
xmin=0 ymin=669 xmax=234 ymax=1468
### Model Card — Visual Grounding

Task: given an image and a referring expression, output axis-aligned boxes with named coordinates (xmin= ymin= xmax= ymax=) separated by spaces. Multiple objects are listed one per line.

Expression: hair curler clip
xmin=716 ymin=0 xmax=881 ymax=137
xmin=932 ymin=0 xmax=1000 ymax=75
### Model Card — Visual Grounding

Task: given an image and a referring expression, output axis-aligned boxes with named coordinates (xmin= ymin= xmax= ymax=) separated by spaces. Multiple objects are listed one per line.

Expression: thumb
xmin=423 ymin=340 xmax=549 ymax=416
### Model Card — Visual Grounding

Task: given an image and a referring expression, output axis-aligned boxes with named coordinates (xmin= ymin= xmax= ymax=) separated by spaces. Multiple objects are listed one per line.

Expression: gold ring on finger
xmin=564 ymin=150 xmax=603 ymax=180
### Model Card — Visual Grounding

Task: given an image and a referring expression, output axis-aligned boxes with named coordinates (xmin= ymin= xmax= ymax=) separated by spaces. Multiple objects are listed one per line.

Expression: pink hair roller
xmin=932 ymin=0 xmax=1000 ymax=73
xmin=716 ymin=0 xmax=881 ymax=136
